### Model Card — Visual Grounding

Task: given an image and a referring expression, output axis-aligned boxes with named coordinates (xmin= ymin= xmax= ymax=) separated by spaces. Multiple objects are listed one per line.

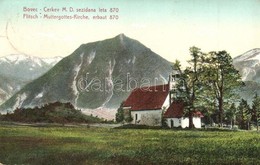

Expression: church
xmin=122 ymin=72 xmax=204 ymax=128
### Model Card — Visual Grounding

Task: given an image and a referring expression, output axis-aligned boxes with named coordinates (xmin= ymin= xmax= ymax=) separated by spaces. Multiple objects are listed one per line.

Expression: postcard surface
xmin=0 ymin=0 xmax=260 ymax=164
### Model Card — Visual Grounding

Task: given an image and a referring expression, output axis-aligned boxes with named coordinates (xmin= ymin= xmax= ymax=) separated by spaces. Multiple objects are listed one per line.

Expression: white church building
xmin=122 ymin=72 xmax=204 ymax=128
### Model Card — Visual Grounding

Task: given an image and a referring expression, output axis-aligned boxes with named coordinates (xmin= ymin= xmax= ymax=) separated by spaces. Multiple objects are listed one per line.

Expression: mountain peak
xmin=114 ymin=33 xmax=127 ymax=43
xmin=119 ymin=33 xmax=125 ymax=37
xmin=234 ymin=48 xmax=260 ymax=62
xmin=116 ymin=33 xmax=126 ymax=38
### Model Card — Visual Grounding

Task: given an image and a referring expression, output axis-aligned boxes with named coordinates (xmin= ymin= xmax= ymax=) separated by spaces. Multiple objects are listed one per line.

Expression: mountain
xmin=0 ymin=34 xmax=172 ymax=117
xmin=0 ymin=54 xmax=62 ymax=104
xmin=233 ymin=48 xmax=260 ymax=82
xmin=233 ymin=48 xmax=260 ymax=103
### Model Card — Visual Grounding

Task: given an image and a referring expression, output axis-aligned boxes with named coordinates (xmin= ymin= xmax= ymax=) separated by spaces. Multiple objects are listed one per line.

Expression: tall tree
xmin=172 ymin=46 xmax=202 ymax=128
xmin=252 ymin=93 xmax=260 ymax=131
xmin=237 ymin=99 xmax=250 ymax=130
xmin=225 ymin=103 xmax=237 ymax=128
xmin=201 ymin=51 xmax=242 ymax=126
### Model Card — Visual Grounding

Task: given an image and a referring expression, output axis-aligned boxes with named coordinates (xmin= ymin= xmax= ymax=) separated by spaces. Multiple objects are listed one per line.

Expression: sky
xmin=0 ymin=0 xmax=259 ymax=65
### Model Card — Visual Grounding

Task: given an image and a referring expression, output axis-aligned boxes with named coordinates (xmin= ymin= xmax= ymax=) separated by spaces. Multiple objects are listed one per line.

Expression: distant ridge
xmin=0 ymin=54 xmax=62 ymax=104
xmin=233 ymin=48 xmax=260 ymax=103
xmin=233 ymin=48 xmax=260 ymax=82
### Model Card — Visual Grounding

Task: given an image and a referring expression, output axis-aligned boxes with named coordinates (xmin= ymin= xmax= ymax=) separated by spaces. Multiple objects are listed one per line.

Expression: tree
xmin=225 ymin=103 xmax=237 ymax=128
xmin=173 ymin=48 xmax=242 ymax=128
xmin=173 ymin=46 xmax=202 ymax=128
xmin=237 ymin=99 xmax=250 ymax=130
xmin=115 ymin=102 xmax=132 ymax=123
xmin=252 ymin=93 xmax=260 ymax=131
xmin=115 ymin=103 xmax=124 ymax=123
xmin=201 ymin=51 xmax=242 ymax=127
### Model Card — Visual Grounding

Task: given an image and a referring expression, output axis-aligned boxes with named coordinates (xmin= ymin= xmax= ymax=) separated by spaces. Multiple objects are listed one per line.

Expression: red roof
xmin=123 ymin=84 xmax=169 ymax=111
xmin=164 ymin=101 xmax=184 ymax=118
xmin=164 ymin=101 xmax=204 ymax=118
xmin=193 ymin=110 xmax=204 ymax=117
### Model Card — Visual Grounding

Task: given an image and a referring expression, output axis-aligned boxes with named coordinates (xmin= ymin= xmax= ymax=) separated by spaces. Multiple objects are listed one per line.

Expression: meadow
xmin=0 ymin=124 xmax=260 ymax=165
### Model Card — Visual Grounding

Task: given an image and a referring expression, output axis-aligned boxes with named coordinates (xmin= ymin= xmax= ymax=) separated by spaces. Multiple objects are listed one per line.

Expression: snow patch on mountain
xmin=13 ymin=93 xmax=27 ymax=110
xmin=0 ymin=88 xmax=7 ymax=95
xmin=42 ymin=57 xmax=62 ymax=65
xmin=32 ymin=58 xmax=40 ymax=65
xmin=241 ymin=67 xmax=256 ymax=81
xmin=234 ymin=48 xmax=260 ymax=62
xmin=87 ymin=51 xmax=96 ymax=64
xmin=119 ymin=33 xmax=124 ymax=45
xmin=126 ymin=56 xmax=136 ymax=64
xmin=7 ymin=85 xmax=13 ymax=91
xmin=72 ymin=52 xmax=84 ymax=105
xmin=101 ymin=59 xmax=116 ymax=107
xmin=4 ymin=54 xmax=29 ymax=64
xmin=35 ymin=91 xmax=44 ymax=99
xmin=132 ymin=55 xmax=136 ymax=64
xmin=1 ymin=54 xmax=29 ymax=64
xmin=0 ymin=54 xmax=62 ymax=66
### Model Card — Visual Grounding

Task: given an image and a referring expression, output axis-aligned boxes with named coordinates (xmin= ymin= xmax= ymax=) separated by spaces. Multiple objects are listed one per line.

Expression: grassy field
xmin=0 ymin=124 xmax=260 ymax=165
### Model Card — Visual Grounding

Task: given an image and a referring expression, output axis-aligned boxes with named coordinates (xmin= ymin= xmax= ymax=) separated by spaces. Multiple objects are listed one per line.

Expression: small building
xmin=122 ymin=72 xmax=203 ymax=128
xmin=163 ymin=101 xmax=204 ymax=128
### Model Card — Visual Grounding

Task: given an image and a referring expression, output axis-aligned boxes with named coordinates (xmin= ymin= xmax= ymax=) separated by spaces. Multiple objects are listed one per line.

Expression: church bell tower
xmin=168 ymin=69 xmax=180 ymax=105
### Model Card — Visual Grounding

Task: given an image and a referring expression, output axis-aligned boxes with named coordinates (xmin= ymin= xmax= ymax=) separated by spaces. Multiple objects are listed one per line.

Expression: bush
xmin=1 ymin=102 xmax=103 ymax=124
xmin=115 ymin=107 xmax=124 ymax=123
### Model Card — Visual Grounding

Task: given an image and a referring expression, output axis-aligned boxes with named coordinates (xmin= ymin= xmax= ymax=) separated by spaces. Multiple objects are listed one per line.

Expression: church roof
xmin=163 ymin=101 xmax=184 ymax=118
xmin=123 ymin=84 xmax=169 ymax=111
xmin=164 ymin=101 xmax=204 ymax=118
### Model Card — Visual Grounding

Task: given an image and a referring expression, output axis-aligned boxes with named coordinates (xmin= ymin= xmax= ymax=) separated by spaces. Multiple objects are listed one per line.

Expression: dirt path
xmin=0 ymin=121 xmax=122 ymax=128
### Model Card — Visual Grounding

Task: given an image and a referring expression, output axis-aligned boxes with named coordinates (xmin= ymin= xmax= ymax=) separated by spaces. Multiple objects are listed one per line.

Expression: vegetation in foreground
xmin=0 ymin=102 xmax=102 ymax=124
xmin=0 ymin=124 xmax=260 ymax=165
